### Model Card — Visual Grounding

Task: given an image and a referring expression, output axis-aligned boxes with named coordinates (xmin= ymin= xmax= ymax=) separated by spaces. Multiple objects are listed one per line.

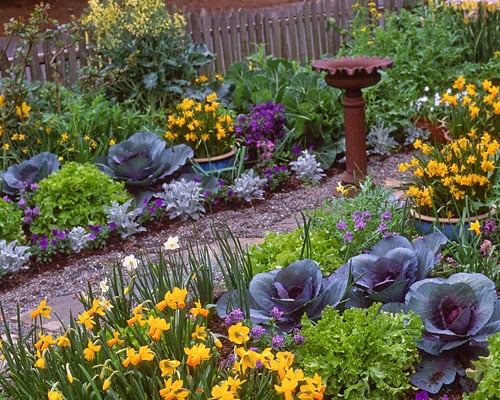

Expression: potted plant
xmin=398 ymin=131 xmax=498 ymax=239
xmin=164 ymin=92 xmax=236 ymax=171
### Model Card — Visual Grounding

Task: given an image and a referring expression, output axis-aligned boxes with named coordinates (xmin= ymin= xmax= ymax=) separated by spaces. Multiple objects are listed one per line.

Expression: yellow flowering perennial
xmin=400 ymin=130 xmax=499 ymax=218
xmin=165 ymin=92 xmax=235 ymax=158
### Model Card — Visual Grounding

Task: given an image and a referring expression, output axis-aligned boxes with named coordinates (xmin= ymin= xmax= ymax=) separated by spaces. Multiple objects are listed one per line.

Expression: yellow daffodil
xmin=156 ymin=287 xmax=187 ymax=311
xmin=468 ymin=220 xmax=481 ymax=235
xmin=184 ymin=343 xmax=211 ymax=367
xmin=228 ymin=322 xmax=250 ymax=345
xmin=159 ymin=358 xmax=181 ymax=377
xmin=159 ymin=377 xmax=189 ymax=400
xmin=83 ymin=339 xmax=101 ymax=361
xmin=30 ymin=300 xmax=52 ymax=319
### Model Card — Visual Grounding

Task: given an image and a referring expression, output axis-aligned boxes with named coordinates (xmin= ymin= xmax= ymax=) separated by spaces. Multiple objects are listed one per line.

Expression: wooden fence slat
xmin=0 ymin=0 xmax=403 ymax=86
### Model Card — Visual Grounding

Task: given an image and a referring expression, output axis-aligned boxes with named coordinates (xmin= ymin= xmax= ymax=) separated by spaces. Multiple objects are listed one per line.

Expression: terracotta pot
xmin=410 ymin=207 xmax=494 ymax=241
xmin=414 ymin=117 xmax=452 ymax=144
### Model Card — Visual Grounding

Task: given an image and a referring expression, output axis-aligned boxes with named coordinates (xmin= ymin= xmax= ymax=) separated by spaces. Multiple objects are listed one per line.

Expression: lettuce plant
xmin=217 ymin=259 xmax=348 ymax=331
xmin=335 ymin=232 xmax=447 ymax=308
xmin=406 ymin=273 xmax=500 ymax=394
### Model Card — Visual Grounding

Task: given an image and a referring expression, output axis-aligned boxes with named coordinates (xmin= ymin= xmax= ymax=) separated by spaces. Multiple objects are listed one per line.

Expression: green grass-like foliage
xmin=296 ymin=304 xmax=423 ymax=399
xmin=29 ymin=162 xmax=131 ymax=235
xmin=0 ymin=198 xmax=24 ymax=242
xmin=465 ymin=332 xmax=500 ymax=399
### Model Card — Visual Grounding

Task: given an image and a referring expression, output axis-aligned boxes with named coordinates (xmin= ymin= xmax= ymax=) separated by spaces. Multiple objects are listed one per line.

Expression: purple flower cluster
xmin=335 ymin=209 xmax=397 ymax=244
xmin=224 ymin=308 xmax=245 ymax=327
xmin=235 ymin=102 xmax=286 ymax=146
xmin=269 ymin=306 xmax=284 ymax=320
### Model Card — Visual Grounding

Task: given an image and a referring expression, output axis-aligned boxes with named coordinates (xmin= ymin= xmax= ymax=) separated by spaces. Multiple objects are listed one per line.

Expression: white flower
xmin=164 ymin=236 xmax=180 ymax=251
xmin=99 ymin=278 xmax=110 ymax=294
xmin=122 ymin=254 xmax=138 ymax=272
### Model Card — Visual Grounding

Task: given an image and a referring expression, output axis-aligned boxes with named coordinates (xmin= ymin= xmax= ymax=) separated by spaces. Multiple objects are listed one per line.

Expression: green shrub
xmin=29 ymin=162 xmax=131 ymax=235
xmin=465 ymin=332 xmax=500 ymax=399
xmin=295 ymin=304 xmax=423 ymax=400
xmin=0 ymin=198 xmax=24 ymax=242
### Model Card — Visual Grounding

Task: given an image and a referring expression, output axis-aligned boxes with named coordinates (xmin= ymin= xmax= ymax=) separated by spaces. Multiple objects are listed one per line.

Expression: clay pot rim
xmin=311 ymin=56 xmax=394 ymax=76
xmin=410 ymin=205 xmax=496 ymax=224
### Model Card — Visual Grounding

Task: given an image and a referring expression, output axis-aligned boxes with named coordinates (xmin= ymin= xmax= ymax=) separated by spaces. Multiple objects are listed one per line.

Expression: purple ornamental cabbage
xmin=217 ymin=259 xmax=347 ymax=332
xmin=406 ymin=273 xmax=500 ymax=394
xmin=334 ymin=232 xmax=447 ymax=308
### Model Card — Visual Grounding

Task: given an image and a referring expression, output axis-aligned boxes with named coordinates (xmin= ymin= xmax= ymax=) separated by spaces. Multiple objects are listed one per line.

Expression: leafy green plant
xmin=405 ymin=272 xmax=500 ymax=394
xmin=82 ymin=0 xmax=213 ymax=110
xmin=0 ymin=199 xmax=24 ymax=243
xmin=465 ymin=332 xmax=500 ymax=399
xmin=224 ymin=56 xmax=344 ymax=167
xmin=29 ymin=162 xmax=131 ymax=235
xmin=296 ymin=304 xmax=423 ymax=399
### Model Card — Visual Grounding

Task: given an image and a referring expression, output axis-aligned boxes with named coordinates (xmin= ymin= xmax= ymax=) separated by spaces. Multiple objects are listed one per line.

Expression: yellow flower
xmin=83 ymin=339 xmax=101 ymax=361
xmin=30 ymin=300 xmax=52 ymax=319
xmin=159 ymin=358 xmax=181 ymax=377
xmin=468 ymin=220 xmax=481 ymax=235
xmin=453 ymin=76 xmax=466 ymax=91
xmin=122 ymin=345 xmax=155 ymax=367
xmin=228 ymin=322 xmax=250 ymax=344
xmin=274 ymin=376 xmax=299 ymax=400
xmin=0 ymin=95 xmax=4 ymax=107
xmin=102 ymin=378 xmax=112 ymax=391
xmin=156 ymin=287 xmax=187 ymax=311
xmin=34 ymin=332 xmax=55 ymax=351
xmin=47 ymin=389 xmax=64 ymax=400
xmin=148 ymin=315 xmax=171 ymax=341
xmin=107 ymin=330 xmax=125 ymax=347
xmin=184 ymin=343 xmax=211 ymax=367
xmin=191 ymin=324 xmax=207 ymax=341
xmin=16 ymin=102 xmax=31 ymax=119
xmin=159 ymin=377 xmax=189 ymax=400
xmin=189 ymin=300 xmax=210 ymax=318
xmin=77 ymin=310 xmax=96 ymax=330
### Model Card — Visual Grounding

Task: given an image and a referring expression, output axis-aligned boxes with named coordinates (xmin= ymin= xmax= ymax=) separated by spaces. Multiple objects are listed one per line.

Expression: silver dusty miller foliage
xmin=290 ymin=150 xmax=325 ymax=185
xmin=231 ymin=169 xmax=267 ymax=202
xmin=366 ymin=120 xmax=399 ymax=156
xmin=0 ymin=239 xmax=31 ymax=277
xmin=155 ymin=178 xmax=205 ymax=221
xmin=68 ymin=226 xmax=94 ymax=253
xmin=104 ymin=199 xmax=146 ymax=239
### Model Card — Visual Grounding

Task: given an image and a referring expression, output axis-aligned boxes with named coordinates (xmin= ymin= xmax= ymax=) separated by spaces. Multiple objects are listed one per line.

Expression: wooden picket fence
xmin=0 ymin=0 xmax=405 ymax=86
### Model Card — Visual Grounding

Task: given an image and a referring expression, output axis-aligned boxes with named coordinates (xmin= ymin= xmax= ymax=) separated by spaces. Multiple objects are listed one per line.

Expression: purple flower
xmin=383 ymin=232 xmax=399 ymax=239
xmin=204 ymin=190 xmax=211 ymax=197
xmin=32 ymin=205 xmax=40 ymax=216
xmin=52 ymin=229 xmax=66 ymax=240
xmin=376 ymin=222 xmax=387 ymax=233
xmin=292 ymin=145 xmax=302 ymax=155
xmin=381 ymin=211 xmax=392 ymax=221
xmin=293 ymin=329 xmax=305 ymax=345
xmin=272 ymin=335 xmax=285 ymax=349
xmin=221 ymin=353 xmax=235 ymax=369
xmin=362 ymin=211 xmax=371 ymax=220
xmin=480 ymin=239 xmax=492 ymax=256
xmin=154 ymin=198 xmax=163 ymax=208
xmin=336 ymin=220 xmax=348 ymax=231
xmin=226 ymin=189 xmax=234 ymax=197
xmin=343 ymin=231 xmax=353 ymax=243
xmin=88 ymin=224 xmax=102 ymax=234
xmin=415 ymin=391 xmax=429 ymax=400
xmin=38 ymin=235 xmax=48 ymax=250
xmin=224 ymin=308 xmax=244 ymax=327
xmin=251 ymin=325 xmax=266 ymax=339
xmin=483 ymin=219 xmax=497 ymax=235
xmin=269 ymin=306 xmax=284 ymax=320
xmin=18 ymin=198 xmax=26 ymax=207
xmin=108 ymin=221 xmax=117 ymax=231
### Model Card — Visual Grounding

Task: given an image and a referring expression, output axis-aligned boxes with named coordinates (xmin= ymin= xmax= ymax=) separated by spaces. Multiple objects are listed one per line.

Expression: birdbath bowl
xmin=312 ymin=56 xmax=394 ymax=186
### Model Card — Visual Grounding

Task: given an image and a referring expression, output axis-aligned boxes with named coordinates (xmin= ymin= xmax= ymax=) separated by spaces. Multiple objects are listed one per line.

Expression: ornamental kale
xmin=217 ymin=259 xmax=348 ymax=332
xmin=405 ymin=273 xmax=500 ymax=394
xmin=0 ymin=152 xmax=59 ymax=197
xmin=335 ymin=232 xmax=447 ymax=308
xmin=96 ymin=131 xmax=193 ymax=199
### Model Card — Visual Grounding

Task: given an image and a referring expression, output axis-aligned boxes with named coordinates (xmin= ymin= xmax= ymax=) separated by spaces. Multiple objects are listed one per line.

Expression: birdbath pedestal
xmin=312 ymin=56 xmax=394 ymax=186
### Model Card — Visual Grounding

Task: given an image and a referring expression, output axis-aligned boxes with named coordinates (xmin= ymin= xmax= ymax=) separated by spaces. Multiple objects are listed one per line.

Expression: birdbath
xmin=312 ymin=56 xmax=394 ymax=186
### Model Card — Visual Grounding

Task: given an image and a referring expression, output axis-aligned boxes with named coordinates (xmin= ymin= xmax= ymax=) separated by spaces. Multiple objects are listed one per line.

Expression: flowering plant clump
xmin=234 ymin=102 xmax=286 ymax=167
xmin=82 ymin=0 xmax=213 ymax=109
xmin=165 ymin=93 xmax=235 ymax=158
xmin=0 ymin=240 xmax=326 ymax=399
xmin=439 ymin=76 xmax=500 ymax=138
xmin=443 ymin=0 xmax=499 ymax=63
xmin=399 ymin=130 xmax=499 ymax=218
